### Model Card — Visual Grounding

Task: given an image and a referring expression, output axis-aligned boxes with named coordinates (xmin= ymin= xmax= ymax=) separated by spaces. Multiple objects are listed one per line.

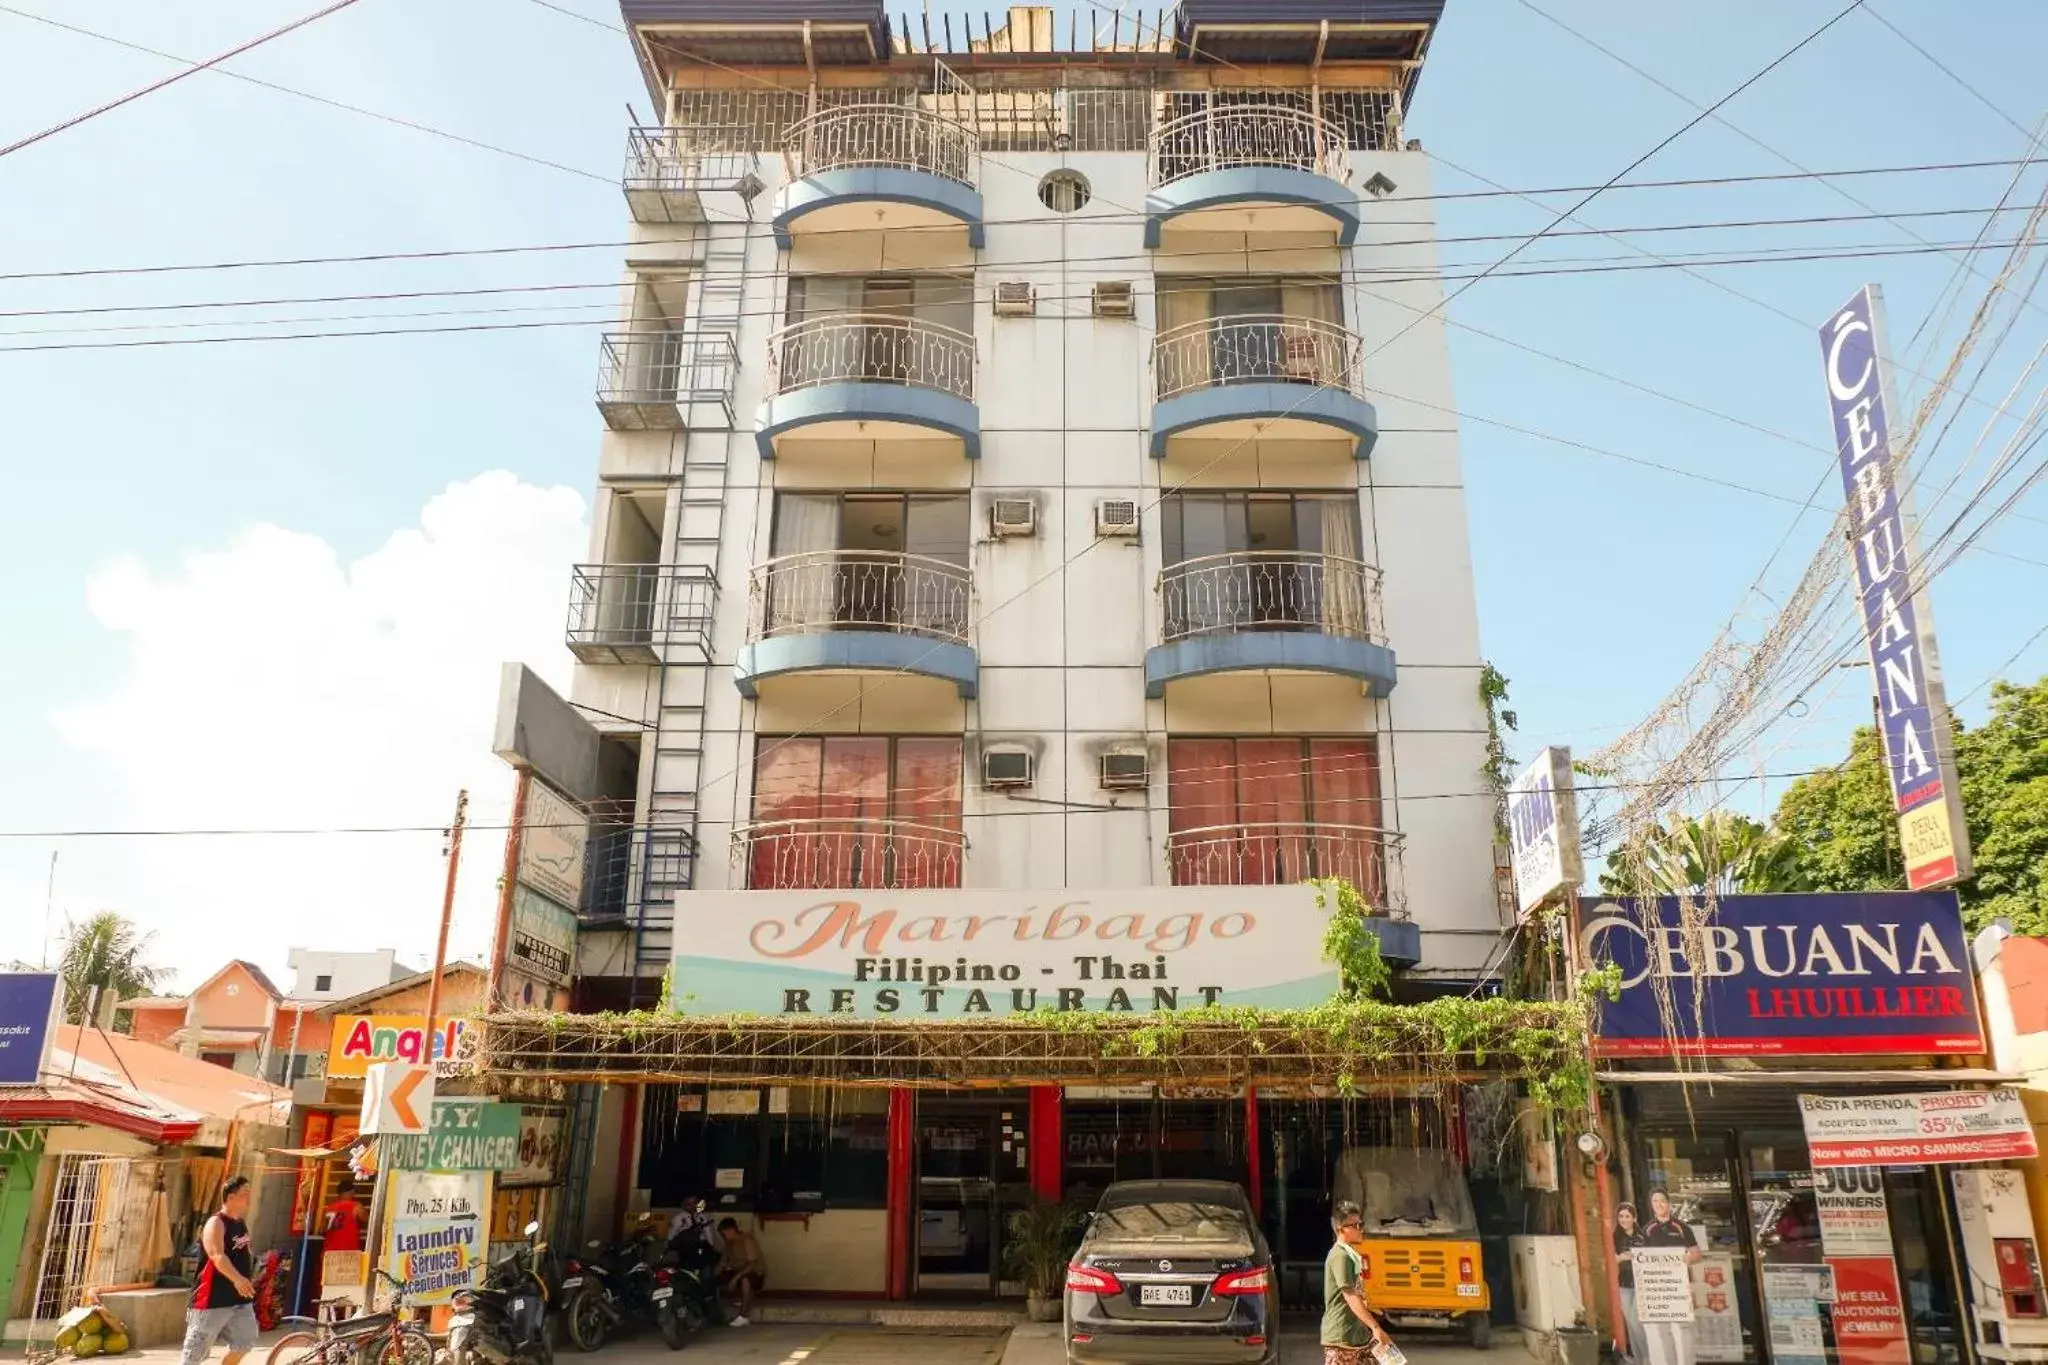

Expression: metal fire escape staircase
xmin=628 ymin=213 xmax=754 ymax=996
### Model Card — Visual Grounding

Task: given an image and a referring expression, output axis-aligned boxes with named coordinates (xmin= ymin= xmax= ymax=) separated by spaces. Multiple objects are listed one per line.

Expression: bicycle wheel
xmin=368 ymin=1326 xmax=436 ymax=1365
xmin=268 ymin=1331 xmax=331 ymax=1365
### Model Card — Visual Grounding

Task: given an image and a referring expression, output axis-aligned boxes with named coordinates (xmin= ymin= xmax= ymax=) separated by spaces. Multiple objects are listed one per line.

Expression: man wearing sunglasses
xmin=1324 ymin=1201 xmax=1392 ymax=1365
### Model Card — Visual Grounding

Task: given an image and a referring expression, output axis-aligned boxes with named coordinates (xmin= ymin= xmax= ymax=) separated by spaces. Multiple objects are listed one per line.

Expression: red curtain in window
xmin=1306 ymin=738 xmax=1385 ymax=903
xmin=891 ymin=738 xmax=964 ymax=888
xmin=1236 ymin=738 xmax=1307 ymax=884
xmin=750 ymin=738 xmax=822 ymax=889
xmin=821 ymin=737 xmax=889 ymax=887
xmin=1167 ymin=739 xmax=1237 ymax=885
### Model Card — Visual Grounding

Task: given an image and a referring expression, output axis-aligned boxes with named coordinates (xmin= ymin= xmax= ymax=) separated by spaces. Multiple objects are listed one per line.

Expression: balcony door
xmin=749 ymin=736 xmax=964 ymax=890
xmin=768 ymin=493 xmax=970 ymax=637
xmin=1166 ymin=737 xmax=1386 ymax=898
xmin=784 ymin=275 xmax=973 ymax=388
xmin=1155 ymin=278 xmax=1343 ymax=394
xmin=1159 ymin=492 xmax=1363 ymax=636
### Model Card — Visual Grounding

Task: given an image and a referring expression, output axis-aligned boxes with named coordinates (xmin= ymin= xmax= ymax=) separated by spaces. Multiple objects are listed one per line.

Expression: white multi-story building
xmin=515 ymin=0 xmax=1504 ymax=1295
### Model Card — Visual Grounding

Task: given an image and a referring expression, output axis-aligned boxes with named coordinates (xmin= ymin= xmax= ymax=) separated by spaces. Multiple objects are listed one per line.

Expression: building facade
xmin=515 ymin=0 xmax=1509 ymax=1299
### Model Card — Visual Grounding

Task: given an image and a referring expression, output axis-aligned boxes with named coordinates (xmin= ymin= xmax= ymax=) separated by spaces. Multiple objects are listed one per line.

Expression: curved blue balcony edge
xmin=773 ymin=168 xmax=987 ymax=250
xmin=735 ymin=631 xmax=979 ymax=699
xmin=1143 ymin=632 xmax=1397 ymax=699
xmin=1369 ymin=917 xmax=1422 ymax=969
xmin=1150 ymin=382 xmax=1379 ymax=459
xmin=756 ymin=381 xmax=981 ymax=460
xmin=1143 ymin=166 xmax=1359 ymax=248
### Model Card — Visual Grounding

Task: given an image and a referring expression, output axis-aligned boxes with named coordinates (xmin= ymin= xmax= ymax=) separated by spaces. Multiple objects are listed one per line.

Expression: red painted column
xmin=1244 ymin=1088 xmax=1263 ymax=1219
xmin=1028 ymin=1086 xmax=1063 ymax=1201
xmin=612 ymin=1084 xmax=641 ymax=1241
xmin=887 ymin=1089 xmax=914 ymax=1300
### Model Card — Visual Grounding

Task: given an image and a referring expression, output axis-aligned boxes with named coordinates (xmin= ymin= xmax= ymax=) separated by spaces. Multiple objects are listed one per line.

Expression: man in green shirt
xmin=1323 ymin=1200 xmax=1390 ymax=1365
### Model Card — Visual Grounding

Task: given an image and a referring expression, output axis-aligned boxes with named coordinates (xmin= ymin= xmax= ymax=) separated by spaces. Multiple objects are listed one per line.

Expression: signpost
xmin=1582 ymin=891 xmax=1981 ymax=1056
xmin=668 ymin=885 xmax=1340 ymax=1016
xmin=360 ymin=1062 xmax=435 ymax=1136
xmin=1819 ymin=287 xmax=1973 ymax=891
xmin=0 ymin=973 xmax=62 ymax=1086
xmin=1506 ymin=748 xmax=1582 ymax=916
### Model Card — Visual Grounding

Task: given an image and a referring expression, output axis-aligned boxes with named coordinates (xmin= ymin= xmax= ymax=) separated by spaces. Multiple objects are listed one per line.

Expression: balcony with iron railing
xmin=622 ymin=126 xmax=763 ymax=225
xmin=565 ymin=563 xmax=716 ymax=665
xmin=773 ymin=105 xmax=984 ymax=249
xmin=1149 ymin=314 xmax=1378 ymax=458
xmin=1166 ymin=822 xmax=1418 ymax=965
xmin=1146 ymin=106 xmax=1357 ymax=247
xmin=756 ymin=313 xmax=980 ymax=460
xmin=596 ymin=330 xmax=737 ymax=432
xmin=1145 ymin=550 xmax=1396 ymax=697
xmin=734 ymin=549 xmax=977 ymax=698
xmin=731 ymin=817 xmax=966 ymax=890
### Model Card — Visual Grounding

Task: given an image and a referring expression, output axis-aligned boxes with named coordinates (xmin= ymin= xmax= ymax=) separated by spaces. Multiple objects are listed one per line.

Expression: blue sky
xmin=0 ymin=0 xmax=2043 ymax=981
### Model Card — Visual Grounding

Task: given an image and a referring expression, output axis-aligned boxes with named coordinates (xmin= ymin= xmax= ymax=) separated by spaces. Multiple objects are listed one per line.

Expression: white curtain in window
xmin=769 ymin=494 xmax=841 ymax=633
xmin=1155 ymin=279 xmax=1211 ymax=397
xmin=1319 ymin=498 xmax=1366 ymax=636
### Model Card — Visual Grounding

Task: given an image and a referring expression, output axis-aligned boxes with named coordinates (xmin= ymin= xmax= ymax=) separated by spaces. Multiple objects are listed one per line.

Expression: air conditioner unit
xmin=1099 ymin=752 xmax=1149 ymax=790
xmin=982 ymin=750 xmax=1035 ymax=789
xmin=989 ymin=498 xmax=1037 ymax=538
xmin=1091 ymin=281 xmax=1135 ymax=318
xmin=1094 ymin=499 xmax=1139 ymax=537
xmin=993 ymin=282 xmax=1037 ymax=317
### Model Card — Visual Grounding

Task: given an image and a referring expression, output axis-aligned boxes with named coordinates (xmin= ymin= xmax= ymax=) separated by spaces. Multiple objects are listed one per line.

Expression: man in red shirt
xmin=323 ymin=1192 xmax=364 ymax=1254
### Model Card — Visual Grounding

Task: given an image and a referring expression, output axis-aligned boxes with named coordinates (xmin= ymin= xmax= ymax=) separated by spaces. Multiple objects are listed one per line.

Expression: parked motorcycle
xmin=449 ymin=1221 xmax=553 ymax=1365
xmin=563 ymin=1224 xmax=663 ymax=1352
xmin=653 ymin=1240 xmax=725 ymax=1349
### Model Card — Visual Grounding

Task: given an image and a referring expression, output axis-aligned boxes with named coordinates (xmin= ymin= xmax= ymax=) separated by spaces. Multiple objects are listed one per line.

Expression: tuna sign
xmin=1820 ymin=288 xmax=1973 ymax=890
xmin=1582 ymin=892 xmax=1981 ymax=1057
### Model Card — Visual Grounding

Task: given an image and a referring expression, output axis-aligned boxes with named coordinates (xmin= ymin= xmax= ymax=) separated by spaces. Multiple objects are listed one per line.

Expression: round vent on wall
xmin=1038 ymin=170 xmax=1091 ymax=213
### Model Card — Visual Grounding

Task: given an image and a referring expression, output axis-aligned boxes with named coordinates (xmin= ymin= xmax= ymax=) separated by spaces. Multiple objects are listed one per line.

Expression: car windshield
xmin=1333 ymin=1148 xmax=1478 ymax=1236
xmin=1093 ymin=1196 xmax=1249 ymax=1243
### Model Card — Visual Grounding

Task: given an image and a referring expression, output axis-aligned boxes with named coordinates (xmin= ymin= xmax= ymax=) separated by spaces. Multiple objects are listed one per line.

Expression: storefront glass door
xmin=1641 ymin=1131 xmax=1756 ymax=1365
xmin=915 ymin=1099 xmax=1030 ymax=1296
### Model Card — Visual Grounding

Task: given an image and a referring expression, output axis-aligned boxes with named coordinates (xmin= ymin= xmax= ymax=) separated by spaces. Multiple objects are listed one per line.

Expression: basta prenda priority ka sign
xmin=1582 ymin=891 xmax=1981 ymax=1058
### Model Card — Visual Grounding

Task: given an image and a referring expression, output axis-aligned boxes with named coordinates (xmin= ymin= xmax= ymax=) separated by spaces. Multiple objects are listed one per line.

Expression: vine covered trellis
xmin=474 ymin=995 xmax=1594 ymax=1110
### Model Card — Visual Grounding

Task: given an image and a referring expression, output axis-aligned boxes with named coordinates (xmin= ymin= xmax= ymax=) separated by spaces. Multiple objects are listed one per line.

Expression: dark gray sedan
xmin=1064 ymin=1180 xmax=1278 ymax=1365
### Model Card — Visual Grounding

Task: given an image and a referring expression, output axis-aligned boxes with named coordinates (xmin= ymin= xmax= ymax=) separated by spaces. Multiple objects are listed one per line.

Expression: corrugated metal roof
xmin=1180 ymin=0 xmax=1444 ymax=21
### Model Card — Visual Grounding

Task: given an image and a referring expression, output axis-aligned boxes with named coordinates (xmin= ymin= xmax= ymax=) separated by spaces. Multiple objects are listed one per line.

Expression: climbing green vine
xmin=1313 ymin=878 xmax=1392 ymax=999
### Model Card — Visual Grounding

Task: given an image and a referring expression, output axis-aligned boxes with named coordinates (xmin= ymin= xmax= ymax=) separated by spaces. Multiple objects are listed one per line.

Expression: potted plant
xmin=1004 ymin=1198 xmax=1082 ymax=1322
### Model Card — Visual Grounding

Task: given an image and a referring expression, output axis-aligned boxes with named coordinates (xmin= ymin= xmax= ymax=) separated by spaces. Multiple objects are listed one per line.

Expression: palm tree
xmin=1600 ymin=812 xmax=1810 ymax=898
xmin=58 ymin=912 xmax=168 ymax=1025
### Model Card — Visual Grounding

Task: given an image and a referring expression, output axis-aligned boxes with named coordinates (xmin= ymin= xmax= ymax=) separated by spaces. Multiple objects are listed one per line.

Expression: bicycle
xmin=267 ymin=1269 xmax=436 ymax=1365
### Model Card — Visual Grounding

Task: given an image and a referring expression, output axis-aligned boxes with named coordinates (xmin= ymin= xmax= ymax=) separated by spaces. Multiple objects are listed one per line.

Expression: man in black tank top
xmin=183 ymin=1177 xmax=259 ymax=1365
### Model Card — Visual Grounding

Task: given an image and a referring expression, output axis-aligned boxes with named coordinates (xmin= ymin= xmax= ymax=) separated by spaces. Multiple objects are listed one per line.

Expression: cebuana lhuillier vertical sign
xmin=1820 ymin=286 xmax=1973 ymax=890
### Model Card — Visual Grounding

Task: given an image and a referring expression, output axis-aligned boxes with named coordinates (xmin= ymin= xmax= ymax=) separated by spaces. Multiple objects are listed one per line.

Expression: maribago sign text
xmin=1799 ymin=1090 xmax=2037 ymax=1167
xmin=669 ymin=886 xmax=1338 ymax=1017
xmin=1583 ymin=892 xmax=1981 ymax=1056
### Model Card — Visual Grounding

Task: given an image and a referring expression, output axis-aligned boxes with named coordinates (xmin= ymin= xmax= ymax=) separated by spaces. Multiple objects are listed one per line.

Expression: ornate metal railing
xmin=1167 ymin=822 xmax=1405 ymax=913
xmin=1158 ymin=551 xmax=1382 ymax=644
xmin=1153 ymin=315 xmax=1366 ymax=403
xmin=766 ymin=313 xmax=976 ymax=401
xmin=734 ymin=817 xmax=966 ymax=890
xmin=623 ymin=126 xmax=760 ymax=199
xmin=1148 ymin=106 xmax=1349 ymax=188
xmin=782 ymin=105 xmax=979 ymax=186
xmin=596 ymin=330 xmax=738 ymax=411
xmin=749 ymin=550 xmax=971 ymax=645
xmin=566 ymin=563 xmax=716 ymax=660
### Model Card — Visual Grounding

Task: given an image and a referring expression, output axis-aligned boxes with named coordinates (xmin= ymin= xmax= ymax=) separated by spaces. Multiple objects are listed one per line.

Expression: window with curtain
xmin=1159 ymin=493 xmax=1365 ymax=638
xmin=1154 ymin=277 xmax=1343 ymax=395
xmin=783 ymin=275 xmax=975 ymax=389
xmin=766 ymin=493 xmax=971 ymax=637
xmin=1166 ymin=737 xmax=1387 ymax=896
xmin=748 ymin=737 xmax=964 ymax=889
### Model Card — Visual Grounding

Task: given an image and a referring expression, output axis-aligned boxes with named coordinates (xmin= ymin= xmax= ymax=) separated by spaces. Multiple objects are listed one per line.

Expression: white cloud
xmin=49 ymin=472 xmax=587 ymax=988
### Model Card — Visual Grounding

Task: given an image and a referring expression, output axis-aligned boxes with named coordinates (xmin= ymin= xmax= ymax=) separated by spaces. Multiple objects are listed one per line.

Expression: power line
xmin=0 ymin=4 xmax=614 ymax=183
xmin=0 ymin=0 xmax=367 ymax=161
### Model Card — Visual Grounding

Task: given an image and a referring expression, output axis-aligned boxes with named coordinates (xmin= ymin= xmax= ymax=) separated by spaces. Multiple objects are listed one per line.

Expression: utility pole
xmin=487 ymin=771 xmax=532 ymax=1012
xmin=362 ymin=789 xmax=468 ymax=1308
xmin=1562 ymin=886 xmax=1628 ymax=1357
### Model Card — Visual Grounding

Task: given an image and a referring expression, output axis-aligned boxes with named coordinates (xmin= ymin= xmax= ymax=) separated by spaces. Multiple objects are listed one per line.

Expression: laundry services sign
xmin=1821 ymin=287 xmax=1973 ymax=891
xmin=1582 ymin=891 xmax=1981 ymax=1056
xmin=668 ymin=886 xmax=1338 ymax=1017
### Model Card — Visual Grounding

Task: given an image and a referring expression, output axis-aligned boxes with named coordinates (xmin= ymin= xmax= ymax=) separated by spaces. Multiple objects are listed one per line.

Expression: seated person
xmin=715 ymin=1218 xmax=766 ymax=1327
